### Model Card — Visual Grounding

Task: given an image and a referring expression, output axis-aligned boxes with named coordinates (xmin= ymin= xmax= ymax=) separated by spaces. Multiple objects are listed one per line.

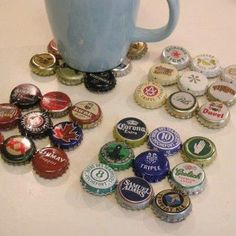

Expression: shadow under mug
xmin=45 ymin=0 xmax=179 ymax=72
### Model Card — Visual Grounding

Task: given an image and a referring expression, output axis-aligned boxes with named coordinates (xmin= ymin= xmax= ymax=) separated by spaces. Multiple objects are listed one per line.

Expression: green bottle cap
xmin=181 ymin=136 xmax=217 ymax=167
xmin=80 ymin=163 xmax=117 ymax=196
xmin=168 ymin=162 xmax=207 ymax=195
xmin=99 ymin=141 xmax=134 ymax=171
xmin=56 ymin=62 xmax=85 ymax=86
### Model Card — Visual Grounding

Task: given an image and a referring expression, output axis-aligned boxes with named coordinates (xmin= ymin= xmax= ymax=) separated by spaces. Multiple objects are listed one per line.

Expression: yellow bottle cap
xmin=134 ymin=81 xmax=166 ymax=109
xmin=148 ymin=63 xmax=179 ymax=86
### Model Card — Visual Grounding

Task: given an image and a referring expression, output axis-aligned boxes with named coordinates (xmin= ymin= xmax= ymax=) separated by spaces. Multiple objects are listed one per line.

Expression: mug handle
xmin=131 ymin=0 xmax=179 ymax=42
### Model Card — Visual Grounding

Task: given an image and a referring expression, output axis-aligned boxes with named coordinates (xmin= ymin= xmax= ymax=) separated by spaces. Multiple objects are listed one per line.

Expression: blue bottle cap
xmin=49 ymin=121 xmax=83 ymax=150
xmin=148 ymin=127 xmax=182 ymax=157
xmin=133 ymin=150 xmax=170 ymax=183
xmin=116 ymin=176 xmax=154 ymax=210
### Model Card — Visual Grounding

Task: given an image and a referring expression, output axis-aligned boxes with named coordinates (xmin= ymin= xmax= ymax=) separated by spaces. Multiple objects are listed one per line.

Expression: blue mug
xmin=45 ymin=0 xmax=179 ymax=72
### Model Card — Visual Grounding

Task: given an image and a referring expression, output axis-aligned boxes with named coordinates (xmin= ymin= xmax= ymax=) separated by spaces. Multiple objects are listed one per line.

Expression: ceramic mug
xmin=45 ymin=0 xmax=179 ymax=72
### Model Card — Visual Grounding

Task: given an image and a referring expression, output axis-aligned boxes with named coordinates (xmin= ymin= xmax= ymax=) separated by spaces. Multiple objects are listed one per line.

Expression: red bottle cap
xmin=40 ymin=91 xmax=72 ymax=118
xmin=0 ymin=132 xmax=4 ymax=148
xmin=10 ymin=83 xmax=42 ymax=110
xmin=32 ymin=147 xmax=69 ymax=179
xmin=69 ymin=101 xmax=102 ymax=128
xmin=0 ymin=103 xmax=21 ymax=130
xmin=47 ymin=39 xmax=62 ymax=59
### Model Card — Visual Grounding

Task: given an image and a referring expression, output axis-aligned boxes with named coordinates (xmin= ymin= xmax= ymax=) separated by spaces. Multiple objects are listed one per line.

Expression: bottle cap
xmin=30 ymin=52 xmax=57 ymax=76
xmin=148 ymin=127 xmax=182 ymax=157
xmin=32 ymin=147 xmax=69 ymax=179
xmin=168 ymin=162 xmax=206 ymax=195
xmin=161 ymin=45 xmax=191 ymax=70
xmin=133 ymin=150 xmax=170 ymax=183
xmin=191 ymin=54 xmax=222 ymax=78
xmin=0 ymin=132 xmax=4 ymax=148
xmin=49 ymin=121 xmax=83 ymax=150
xmin=207 ymin=80 xmax=236 ymax=106
xmin=0 ymin=103 xmax=21 ymax=130
xmin=18 ymin=111 xmax=52 ymax=139
xmin=10 ymin=83 xmax=42 ymax=110
xmin=116 ymin=176 xmax=154 ymax=210
xmin=134 ymin=81 xmax=167 ymax=109
xmin=1 ymin=135 xmax=36 ymax=165
xmin=127 ymin=42 xmax=148 ymax=60
xmin=40 ymin=91 xmax=72 ymax=118
xmin=84 ymin=71 xmax=116 ymax=93
xmin=221 ymin=65 xmax=236 ymax=86
xmin=56 ymin=62 xmax=85 ymax=86
xmin=197 ymin=101 xmax=230 ymax=129
xmin=181 ymin=136 xmax=217 ymax=167
xmin=69 ymin=101 xmax=102 ymax=129
xmin=165 ymin=91 xmax=199 ymax=119
xmin=148 ymin=63 xmax=179 ymax=86
xmin=99 ymin=141 xmax=134 ymax=171
xmin=152 ymin=189 xmax=192 ymax=223
xmin=47 ymin=39 xmax=62 ymax=59
xmin=177 ymin=71 xmax=208 ymax=96
xmin=80 ymin=163 xmax=117 ymax=196
xmin=112 ymin=58 xmax=132 ymax=77
xmin=113 ymin=117 xmax=148 ymax=147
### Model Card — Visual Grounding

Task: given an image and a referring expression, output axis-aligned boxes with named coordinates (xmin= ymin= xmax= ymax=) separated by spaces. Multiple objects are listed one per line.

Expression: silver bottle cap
xmin=197 ymin=101 xmax=230 ymax=129
xmin=161 ymin=45 xmax=191 ymax=70
xmin=152 ymin=189 xmax=192 ymax=223
xmin=168 ymin=162 xmax=207 ymax=195
xmin=112 ymin=58 xmax=132 ymax=77
xmin=191 ymin=54 xmax=222 ymax=78
xmin=165 ymin=91 xmax=199 ymax=119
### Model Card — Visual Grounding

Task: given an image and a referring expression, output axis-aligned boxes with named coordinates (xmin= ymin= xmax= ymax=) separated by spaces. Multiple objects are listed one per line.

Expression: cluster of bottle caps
xmin=80 ymin=117 xmax=217 ymax=223
xmin=0 ymin=84 xmax=103 ymax=178
xmin=29 ymin=40 xmax=148 ymax=93
xmin=134 ymin=45 xmax=236 ymax=129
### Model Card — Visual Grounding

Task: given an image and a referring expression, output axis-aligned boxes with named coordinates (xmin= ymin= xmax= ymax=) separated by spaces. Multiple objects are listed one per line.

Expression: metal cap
xmin=191 ymin=54 xmax=222 ymax=78
xmin=80 ymin=163 xmax=117 ymax=196
xmin=197 ymin=101 xmax=230 ymax=129
xmin=168 ymin=162 xmax=207 ymax=195
xmin=207 ymin=80 xmax=236 ymax=106
xmin=177 ymin=71 xmax=208 ymax=96
xmin=134 ymin=81 xmax=167 ymax=109
xmin=148 ymin=63 xmax=179 ymax=86
xmin=30 ymin=52 xmax=57 ymax=76
xmin=161 ymin=45 xmax=191 ymax=70
xmin=181 ymin=136 xmax=217 ymax=167
xmin=165 ymin=91 xmax=199 ymax=119
xmin=99 ymin=141 xmax=134 ymax=171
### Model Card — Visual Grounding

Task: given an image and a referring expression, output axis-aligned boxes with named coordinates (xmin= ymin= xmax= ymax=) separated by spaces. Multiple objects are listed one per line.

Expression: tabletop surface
xmin=0 ymin=0 xmax=236 ymax=235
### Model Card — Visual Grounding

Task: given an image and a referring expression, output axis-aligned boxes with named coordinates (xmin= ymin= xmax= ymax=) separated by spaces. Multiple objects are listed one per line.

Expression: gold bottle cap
xmin=181 ymin=136 xmax=217 ymax=167
xmin=134 ymin=81 xmax=166 ymax=109
xmin=165 ymin=91 xmax=199 ymax=119
xmin=148 ymin=63 xmax=179 ymax=86
xmin=113 ymin=117 xmax=148 ymax=148
xmin=127 ymin=42 xmax=148 ymax=60
xmin=56 ymin=62 xmax=85 ymax=86
xmin=197 ymin=101 xmax=230 ymax=129
xmin=30 ymin=52 xmax=57 ymax=76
